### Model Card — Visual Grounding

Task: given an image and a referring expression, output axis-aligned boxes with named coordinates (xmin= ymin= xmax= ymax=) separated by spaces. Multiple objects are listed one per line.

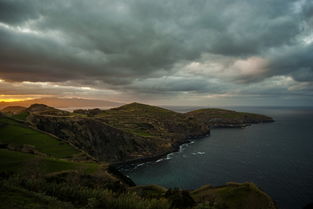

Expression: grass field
xmin=0 ymin=115 xmax=102 ymax=175
xmin=0 ymin=149 xmax=99 ymax=174
xmin=10 ymin=112 xmax=29 ymax=121
xmin=0 ymin=117 xmax=79 ymax=158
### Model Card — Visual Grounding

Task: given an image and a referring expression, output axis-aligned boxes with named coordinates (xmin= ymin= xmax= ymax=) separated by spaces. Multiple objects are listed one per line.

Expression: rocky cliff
xmin=26 ymin=103 xmax=210 ymax=162
xmin=186 ymin=108 xmax=274 ymax=128
xmin=9 ymin=103 xmax=272 ymax=163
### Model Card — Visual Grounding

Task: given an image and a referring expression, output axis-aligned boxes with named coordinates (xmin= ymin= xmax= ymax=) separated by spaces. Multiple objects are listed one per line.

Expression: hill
xmin=0 ymin=105 xmax=277 ymax=209
xmin=186 ymin=108 xmax=274 ymax=128
xmin=26 ymin=103 xmax=210 ymax=162
xmin=1 ymin=102 xmax=273 ymax=163
xmin=0 ymin=114 xmax=133 ymax=185
xmin=1 ymin=106 xmax=26 ymax=115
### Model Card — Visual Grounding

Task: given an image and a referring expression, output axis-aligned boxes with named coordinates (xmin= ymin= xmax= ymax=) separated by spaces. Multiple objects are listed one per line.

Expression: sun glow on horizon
xmin=0 ymin=95 xmax=35 ymax=103
xmin=0 ymin=99 xmax=27 ymax=102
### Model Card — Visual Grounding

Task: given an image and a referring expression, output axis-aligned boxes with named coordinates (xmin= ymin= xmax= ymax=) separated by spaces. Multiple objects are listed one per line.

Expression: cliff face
xmin=186 ymin=108 xmax=274 ymax=128
xmin=24 ymin=103 xmax=272 ymax=163
xmin=27 ymin=114 xmax=165 ymax=162
xmin=26 ymin=103 xmax=210 ymax=162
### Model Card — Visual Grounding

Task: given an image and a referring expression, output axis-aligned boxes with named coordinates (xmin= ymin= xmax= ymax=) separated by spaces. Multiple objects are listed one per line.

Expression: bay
xmin=123 ymin=107 xmax=313 ymax=209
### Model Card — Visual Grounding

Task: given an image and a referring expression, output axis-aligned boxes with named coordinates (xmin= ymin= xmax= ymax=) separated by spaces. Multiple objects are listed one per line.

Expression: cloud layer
xmin=0 ymin=0 xmax=312 ymax=105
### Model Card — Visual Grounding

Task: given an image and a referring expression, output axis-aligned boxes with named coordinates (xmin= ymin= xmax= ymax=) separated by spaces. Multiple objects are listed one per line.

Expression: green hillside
xmin=0 ymin=115 xmax=101 ymax=175
xmin=186 ymin=108 xmax=274 ymax=128
xmin=0 ymin=149 xmax=99 ymax=174
xmin=0 ymin=183 xmax=76 ymax=209
xmin=1 ymin=103 xmax=273 ymax=162
xmin=0 ymin=105 xmax=277 ymax=209
xmin=95 ymin=102 xmax=208 ymax=139
xmin=0 ymin=117 xmax=79 ymax=159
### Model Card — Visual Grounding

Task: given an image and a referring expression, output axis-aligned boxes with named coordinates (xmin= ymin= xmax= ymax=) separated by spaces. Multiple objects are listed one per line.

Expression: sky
xmin=0 ymin=0 xmax=313 ymax=106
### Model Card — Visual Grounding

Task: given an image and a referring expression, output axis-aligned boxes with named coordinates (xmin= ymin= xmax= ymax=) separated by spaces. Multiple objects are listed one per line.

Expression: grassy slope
xmin=94 ymin=102 xmax=206 ymax=140
xmin=0 ymin=115 xmax=101 ymax=175
xmin=1 ymin=106 xmax=28 ymax=121
xmin=90 ymin=103 xmax=272 ymax=139
xmin=0 ymin=117 xmax=78 ymax=158
xmin=98 ymin=102 xmax=184 ymax=136
xmin=129 ymin=184 xmax=168 ymax=199
xmin=128 ymin=183 xmax=277 ymax=209
xmin=191 ymin=183 xmax=277 ymax=209
xmin=0 ymin=183 xmax=75 ymax=209
xmin=0 ymin=115 xmax=111 ymax=209
xmin=187 ymin=108 xmax=273 ymax=121
xmin=0 ymin=149 xmax=99 ymax=174
xmin=10 ymin=111 xmax=29 ymax=121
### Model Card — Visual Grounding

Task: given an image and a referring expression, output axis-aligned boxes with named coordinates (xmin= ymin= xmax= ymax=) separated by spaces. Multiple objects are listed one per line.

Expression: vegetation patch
xmin=0 ymin=149 xmax=99 ymax=175
xmin=191 ymin=182 xmax=277 ymax=209
xmin=0 ymin=117 xmax=79 ymax=158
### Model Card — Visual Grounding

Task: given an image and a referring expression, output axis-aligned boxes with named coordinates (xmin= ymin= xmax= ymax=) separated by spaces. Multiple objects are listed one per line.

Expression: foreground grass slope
xmin=1 ymin=175 xmax=277 ymax=209
xmin=0 ymin=183 xmax=76 ymax=209
xmin=0 ymin=149 xmax=99 ymax=174
xmin=0 ymin=114 xmax=116 ymax=180
xmin=0 ymin=178 xmax=170 ymax=209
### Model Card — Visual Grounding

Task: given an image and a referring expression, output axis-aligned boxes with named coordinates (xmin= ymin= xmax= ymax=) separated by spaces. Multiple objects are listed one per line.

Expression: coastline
xmin=111 ymin=119 xmax=275 ymax=171
xmin=111 ymin=132 xmax=210 ymax=170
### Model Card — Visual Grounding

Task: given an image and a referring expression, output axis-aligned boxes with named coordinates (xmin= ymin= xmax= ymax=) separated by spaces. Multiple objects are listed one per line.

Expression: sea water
xmin=123 ymin=107 xmax=313 ymax=209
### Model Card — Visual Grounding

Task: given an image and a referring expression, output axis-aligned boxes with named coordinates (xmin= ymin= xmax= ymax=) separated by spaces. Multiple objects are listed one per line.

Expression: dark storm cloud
xmin=267 ymin=44 xmax=313 ymax=82
xmin=0 ymin=0 xmax=312 ymax=103
xmin=129 ymin=76 xmax=226 ymax=94
xmin=0 ymin=0 xmax=39 ymax=24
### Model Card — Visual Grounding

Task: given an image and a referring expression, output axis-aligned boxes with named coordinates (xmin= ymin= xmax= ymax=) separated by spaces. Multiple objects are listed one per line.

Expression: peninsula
xmin=0 ymin=103 xmax=276 ymax=209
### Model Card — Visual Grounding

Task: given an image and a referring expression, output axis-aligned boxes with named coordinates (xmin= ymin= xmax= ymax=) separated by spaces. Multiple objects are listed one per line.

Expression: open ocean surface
xmin=122 ymin=106 xmax=313 ymax=209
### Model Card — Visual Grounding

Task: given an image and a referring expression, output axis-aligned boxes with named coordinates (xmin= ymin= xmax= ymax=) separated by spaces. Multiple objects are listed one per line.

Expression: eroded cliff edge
xmin=0 ymin=103 xmax=277 ymax=209
xmin=23 ymin=102 xmax=273 ymax=163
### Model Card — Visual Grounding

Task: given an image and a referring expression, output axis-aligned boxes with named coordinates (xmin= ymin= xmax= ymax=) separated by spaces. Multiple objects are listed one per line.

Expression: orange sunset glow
xmin=0 ymin=96 xmax=34 ymax=103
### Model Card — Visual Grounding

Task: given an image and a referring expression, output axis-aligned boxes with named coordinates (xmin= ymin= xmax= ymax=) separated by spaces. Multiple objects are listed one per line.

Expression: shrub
xmin=165 ymin=188 xmax=195 ymax=208
xmin=1 ymin=176 xmax=171 ymax=209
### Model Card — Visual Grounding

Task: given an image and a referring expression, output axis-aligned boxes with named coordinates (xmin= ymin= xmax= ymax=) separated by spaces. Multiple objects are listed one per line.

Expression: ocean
xmin=122 ymin=106 xmax=313 ymax=209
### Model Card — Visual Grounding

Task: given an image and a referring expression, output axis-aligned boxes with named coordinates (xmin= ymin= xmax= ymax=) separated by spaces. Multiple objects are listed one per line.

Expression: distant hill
xmin=186 ymin=108 xmax=274 ymax=128
xmin=0 ymin=97 xmax=123 ymax=109
xmin=1 ymin=106 xmax=26 ymax=114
